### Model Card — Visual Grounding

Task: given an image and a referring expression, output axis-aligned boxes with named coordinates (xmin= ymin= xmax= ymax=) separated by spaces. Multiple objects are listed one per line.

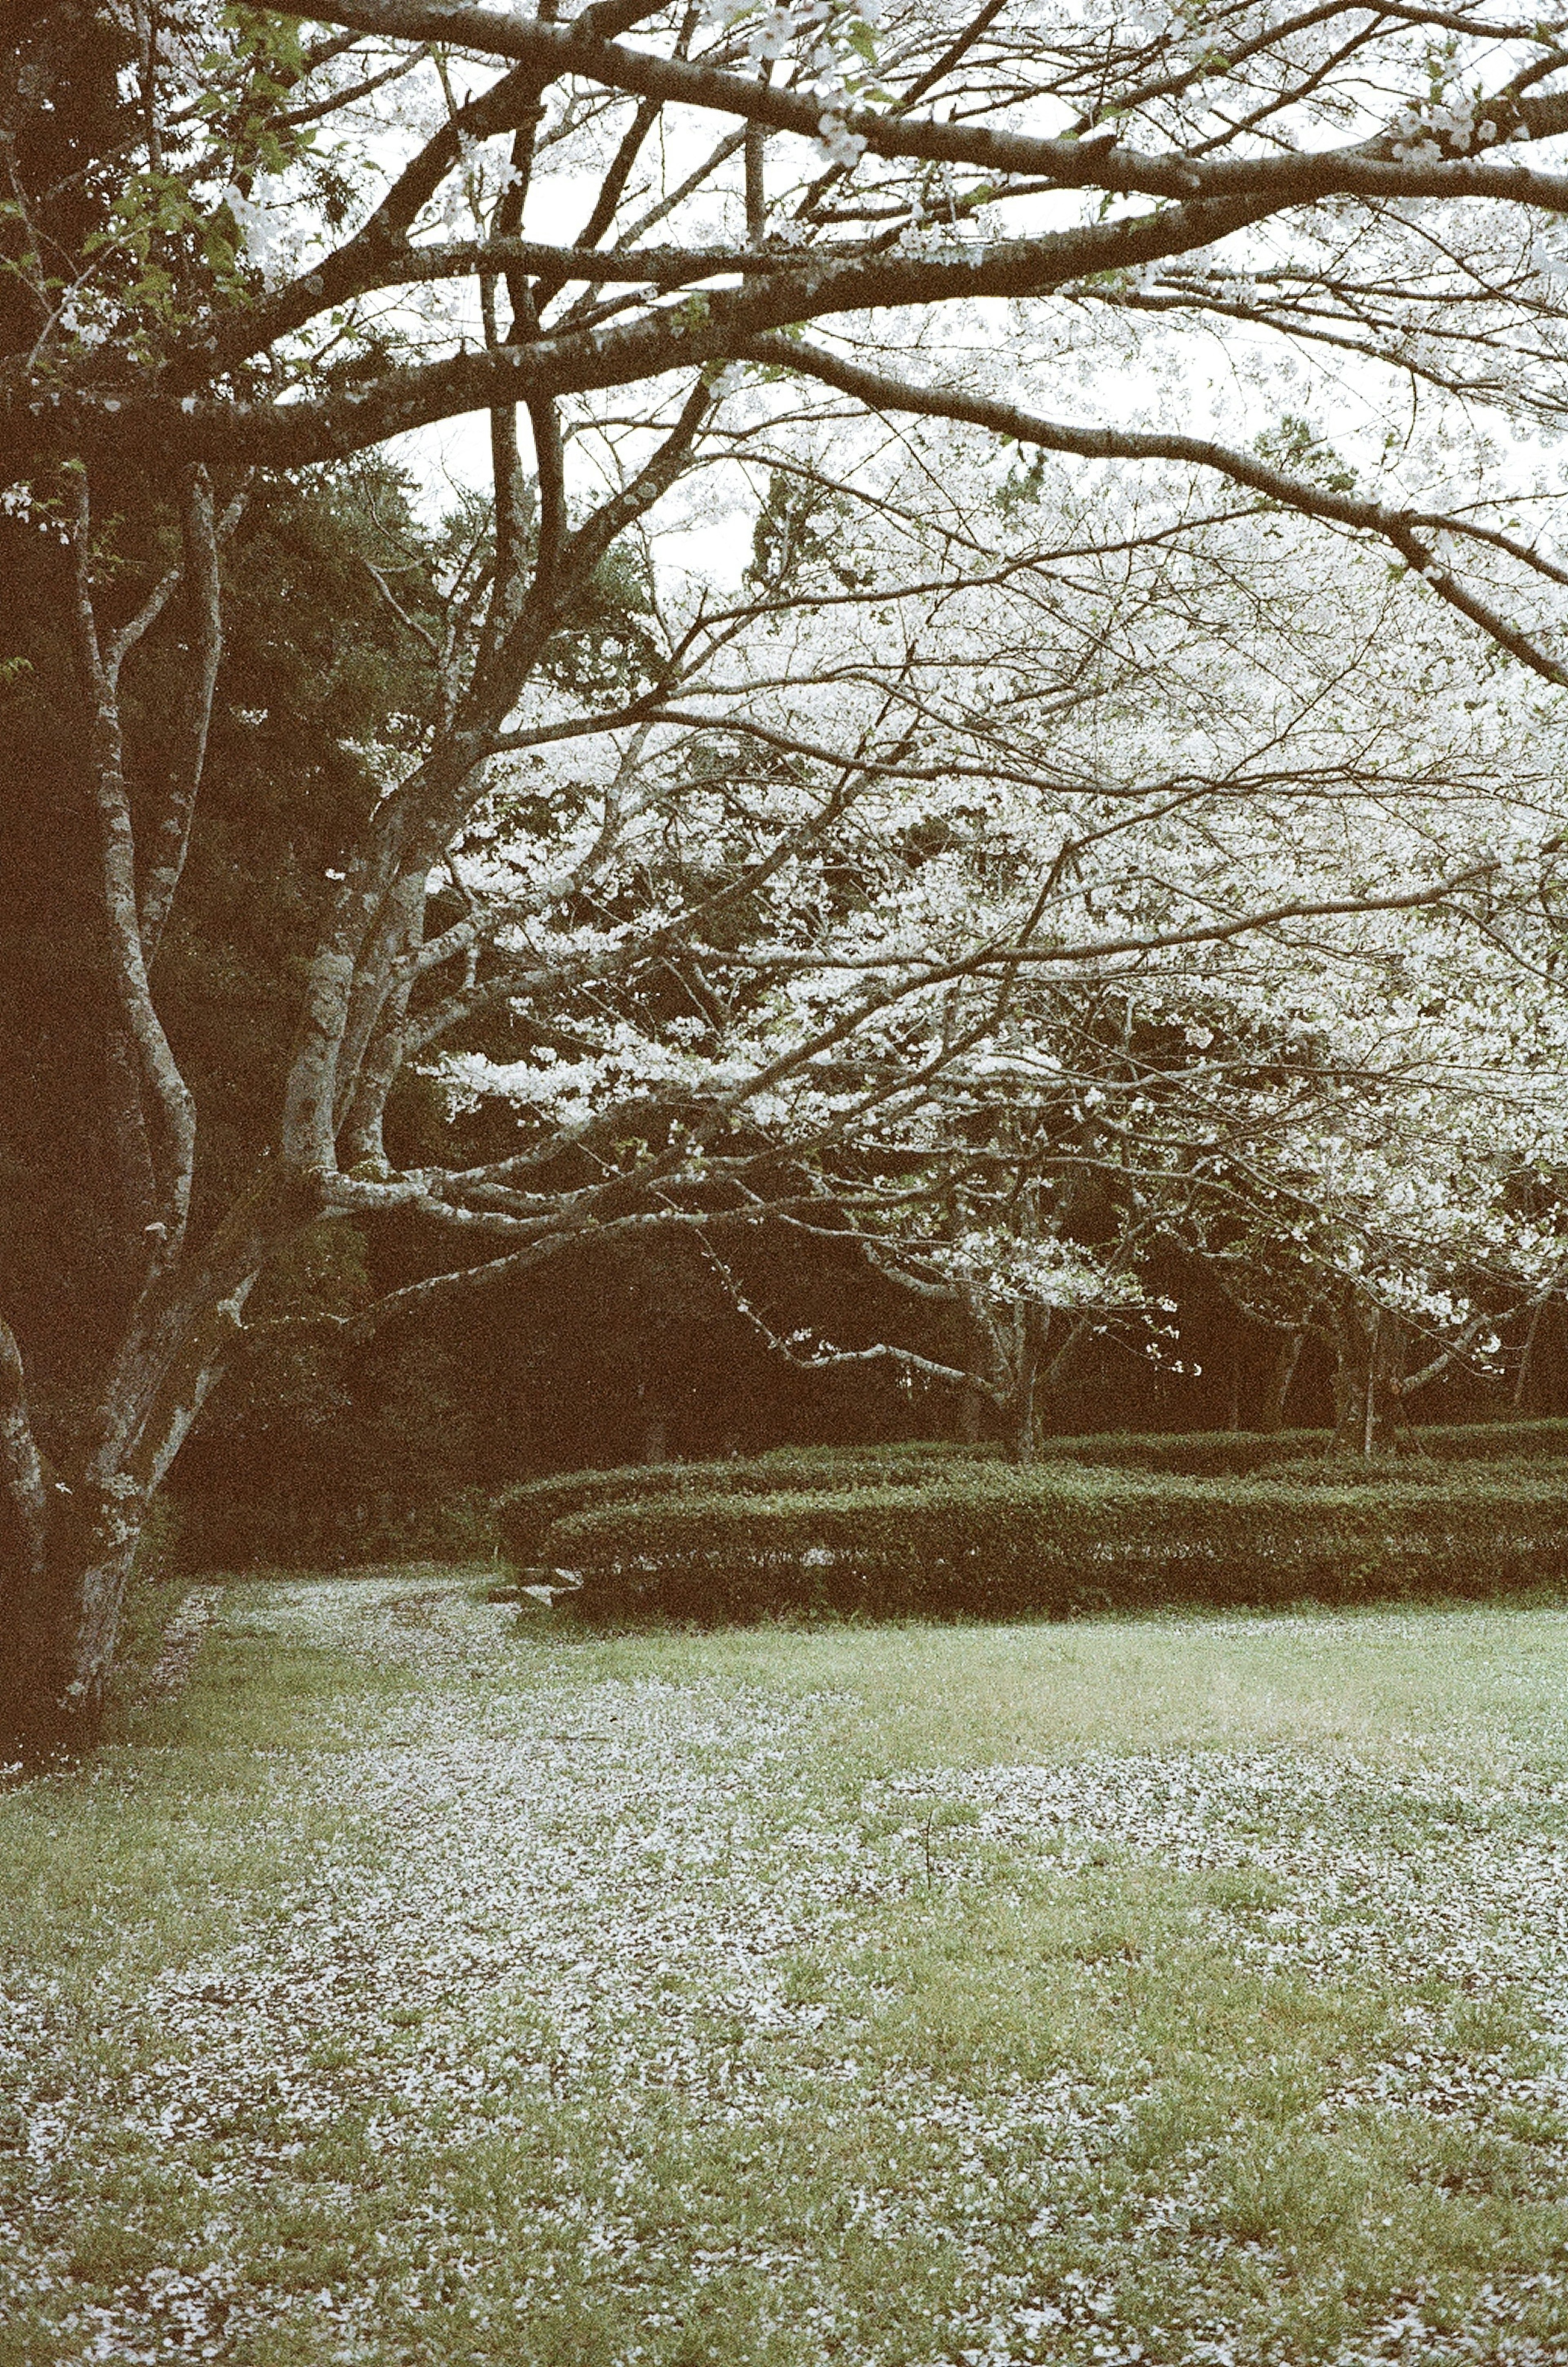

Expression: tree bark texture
xmin=0 ymin=1486 xmax=145 ymax=1763
xmin=1258 ymin=1330 xmax=1305 ymax=1435
xmin=0 ymin=1272 xmax=257 ymax=1761
xmin=1329 ymin=1295 xmax=1408 ymax=1457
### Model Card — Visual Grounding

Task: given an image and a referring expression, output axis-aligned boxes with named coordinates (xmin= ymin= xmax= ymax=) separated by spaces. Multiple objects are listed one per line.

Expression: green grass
xmin=3 ymin=1579 xmax=1568 ymax=2364
xmin=558 ymin=1603 xmax=1568 ymax=1777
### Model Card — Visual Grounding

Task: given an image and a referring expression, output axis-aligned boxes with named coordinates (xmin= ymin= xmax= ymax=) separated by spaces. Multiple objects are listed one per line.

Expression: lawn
xmin=3 ymin=1579 xmax=1568 ymax=2366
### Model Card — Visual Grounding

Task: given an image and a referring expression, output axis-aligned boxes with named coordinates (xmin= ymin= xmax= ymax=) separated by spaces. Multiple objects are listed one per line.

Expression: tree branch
xmin=296 ymin=1 xmax=1568 ymax=211
xmin=139 ymin=466 xmax=239 ymax=967
xmin=64 ymin=469 xmax=197 ymax=1249
xmin=735 ymin=336 xmax=1568 ymax=687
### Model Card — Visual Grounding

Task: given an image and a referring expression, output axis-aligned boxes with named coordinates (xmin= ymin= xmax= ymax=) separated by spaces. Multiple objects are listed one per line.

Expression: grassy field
xmin=3 ymin=1580 xmax=1568 ymax=2366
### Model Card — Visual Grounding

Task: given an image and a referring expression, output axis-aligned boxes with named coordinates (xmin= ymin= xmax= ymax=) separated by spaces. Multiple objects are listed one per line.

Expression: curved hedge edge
xmin=494 ymin=1440 xmax=1004 ymax=1564
xmin=539 ymin=1467 xmax=1568 ymax=1627
xmin=494 ymin=1418 xmax=1568 ymax=1572
xmin=494 ymin=1433 xmax=1326 ymax=1564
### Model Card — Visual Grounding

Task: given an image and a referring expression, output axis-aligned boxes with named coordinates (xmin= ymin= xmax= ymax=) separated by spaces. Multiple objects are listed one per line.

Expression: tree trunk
xmin=1258 ymin=1330 xmax=1304 ymax=1434
xmin=0 ymin=1259 xmax=263 ymax=1765
xmin=956 ymin=1378 xmax=984 ymax=1444
xmin=1329 ymin=1293 xmax=1366 ymax=1453
xmin=1329 ymin=1295 xmax=1407 ymax=1457
xmin=1225 ymin=1346 xmax=1242 ymax=1433
xmin=0 ymin=1480 xmax=147 ymax=1763
xmin=1008 ymin=1305 xmax=1046 ymax=1466
xmin=1514 ymin=1297 xmax=1547 ymax=1415
xmin=638 ymin=1376 xmax=670 ymax=1465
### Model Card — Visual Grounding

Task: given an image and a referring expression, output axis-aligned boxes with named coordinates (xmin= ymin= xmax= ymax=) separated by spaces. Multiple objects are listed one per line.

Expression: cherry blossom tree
xmin=8 ymin=0 xmax=1568 ymax=1751
xmin=1137 ymin=896 xmax=1568 ymax=1452
xmin=432 ymin=450 xmax=1568 ymax=1461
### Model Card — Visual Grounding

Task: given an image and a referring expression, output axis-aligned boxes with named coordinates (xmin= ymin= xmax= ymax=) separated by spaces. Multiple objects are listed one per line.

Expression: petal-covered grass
xmin=3 ymin=1580 xmax=1568 ymax=2365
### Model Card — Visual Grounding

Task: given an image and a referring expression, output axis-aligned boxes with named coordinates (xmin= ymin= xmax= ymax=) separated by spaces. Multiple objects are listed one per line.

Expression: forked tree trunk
xmin=1329 ymin=1295 xmax=1408 ymax=1457
xmin=0 ymin=1266 xmax=259 ymax=1764
xmin=0 ymin=392 xmax=715 ymax=1760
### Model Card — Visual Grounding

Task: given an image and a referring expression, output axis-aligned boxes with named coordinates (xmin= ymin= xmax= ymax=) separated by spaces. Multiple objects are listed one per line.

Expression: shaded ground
xmin=2 ymin=1578 xmax=1567 ymax=2365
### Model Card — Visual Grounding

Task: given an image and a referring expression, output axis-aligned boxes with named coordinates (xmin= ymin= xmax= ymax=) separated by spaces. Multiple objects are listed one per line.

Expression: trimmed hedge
xmin=538 ymin=1466 xmax=1568 ymax=1625
xmin=497 ymin=1431 xmax=1324 ymax=1564
xmin=496 ymin=1439 xmax=1003 ymax=1565
xmin=1037 ymin=1428 xmax=1328 ymax=1476
xmin=1361 ymin=1417 xmax=1568 ymax=1463
xmin=1040 ymin=1417 xmax=1568 ymax=1475
xmin=499 ymin=1420 xmax=1568 ymax=1569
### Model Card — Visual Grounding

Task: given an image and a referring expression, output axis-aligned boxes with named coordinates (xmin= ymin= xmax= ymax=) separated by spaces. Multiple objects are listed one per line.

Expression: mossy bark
xmin=0 ymin=1482 xmax=146 ymax=1762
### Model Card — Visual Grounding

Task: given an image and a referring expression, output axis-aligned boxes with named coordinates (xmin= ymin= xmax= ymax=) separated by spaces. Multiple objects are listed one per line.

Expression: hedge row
xmin=496 ymin=1439 xmax=1003 ymax=1563
xmin=1038 ymin=1427 xmax=1327 ymax=1476
xmin=498 ymin=1419 xmax=1568 ymax=1566
xmin=1040 ymin=1417 xmax=1568 ymax=1475
xmin=537 ymin=1466 xmax=1568 ymax=1625
xmin=1356 ymin=1417 xmax=1568 ymax=1463
xmin=496 ymin=1431 xmax=1323 ymax=1561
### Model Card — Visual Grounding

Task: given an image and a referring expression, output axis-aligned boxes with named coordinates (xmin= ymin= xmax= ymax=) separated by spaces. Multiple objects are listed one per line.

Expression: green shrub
xmin=1379 ymin=1416 xmax=1568 ymax=1462
xmin=165 ymin=1422 xmax=1568 ymax=1583
xmin=1037 ymin=1419 xmax=1568 ymax=1475
xmin=497 ymin=1432 xmax=1350 ymax=1566
xmin=496 ymin=1440 xmax=1003 ymax=1565
xmin=1036 ymin=1428 xmax=1330 ymax=1475
xmin=176 ymin=1485 xmax=500 ymax=1571
xmin=539 ymin=1466 xmax=1568 ymax=1625
xmin=495 ymin=1419 xmax=1568 ymax=1603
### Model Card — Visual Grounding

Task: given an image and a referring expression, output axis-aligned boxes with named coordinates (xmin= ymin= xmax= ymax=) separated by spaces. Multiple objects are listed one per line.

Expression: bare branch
xmin=64 ymin=469 xmax=197 ymax=1248
xmin=139 ymin=466 xmax=238 ymax=967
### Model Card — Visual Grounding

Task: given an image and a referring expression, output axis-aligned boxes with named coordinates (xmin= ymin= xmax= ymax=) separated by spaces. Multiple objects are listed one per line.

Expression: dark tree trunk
xmin=956 ymin=1378 xmax=984 ymax=1444
xmin=1008 ymin=1304 xmax=1046 ymax=1466
xmin=1258 ymin=1330 xmax=1304 ymax=1434
xmin=636 ymin=1372 xmax=670 ymax=1465
xmin=1514 ymin=1297 xmax=1548 ymax=1415
xmin=0 ymin=1482 xmax=145 ymax=1763
xmin=0 ymin=1249 xmax=264 ymax=1764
